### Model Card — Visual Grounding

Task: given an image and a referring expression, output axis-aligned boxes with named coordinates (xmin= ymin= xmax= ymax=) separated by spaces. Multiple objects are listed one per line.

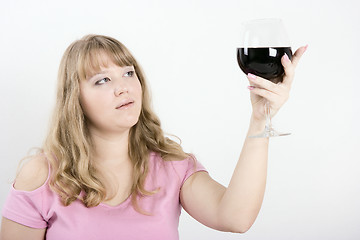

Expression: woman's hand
xmin=247 ymin=45 xmax=308 ymax=122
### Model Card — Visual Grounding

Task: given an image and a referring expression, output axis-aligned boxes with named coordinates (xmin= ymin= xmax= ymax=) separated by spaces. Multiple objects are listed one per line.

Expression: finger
xmin=248 ymin=86 xmax=277 ymax=103
xmin=291 ymin=45 xmax=308 ymax=68
xmin=281 ymin=53 xmax=295 ymax=87
xmin=281 ymin=45 xmax=308 ymax=87
xmin=247 ymin=73 xmax=280 ymax=95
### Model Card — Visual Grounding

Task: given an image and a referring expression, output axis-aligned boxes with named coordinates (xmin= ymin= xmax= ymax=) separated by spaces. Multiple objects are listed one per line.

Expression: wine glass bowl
xmin=237 ymin=47 xmax=292 ymax=84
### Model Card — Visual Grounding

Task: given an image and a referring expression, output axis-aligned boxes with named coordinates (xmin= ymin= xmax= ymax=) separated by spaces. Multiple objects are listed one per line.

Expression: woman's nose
xmin=114 ymin=78 xmax=129 ymax=96
xmin=115 ymin=87 xmax=128 ymax=97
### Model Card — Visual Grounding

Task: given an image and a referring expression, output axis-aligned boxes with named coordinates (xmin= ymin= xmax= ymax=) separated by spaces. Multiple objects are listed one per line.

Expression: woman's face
xmin=79 ymin=53 xmax=142 ymax=137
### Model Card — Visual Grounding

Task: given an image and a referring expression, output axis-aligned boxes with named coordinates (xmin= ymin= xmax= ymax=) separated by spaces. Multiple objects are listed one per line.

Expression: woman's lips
xmin=116 ymin=100 xmax=134 ymax=109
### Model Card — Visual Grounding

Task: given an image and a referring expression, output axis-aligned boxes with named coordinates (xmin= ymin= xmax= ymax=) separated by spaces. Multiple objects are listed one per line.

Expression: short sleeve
xmin=180 ymin=155 xmax=208 ymax=187
xmin=1 ymin=185 xmax=48 ymax=229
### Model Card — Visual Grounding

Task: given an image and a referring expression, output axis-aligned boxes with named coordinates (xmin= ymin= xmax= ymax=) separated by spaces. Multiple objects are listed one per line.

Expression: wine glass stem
xmin=265 ymin=100 xmax=273 ymax=133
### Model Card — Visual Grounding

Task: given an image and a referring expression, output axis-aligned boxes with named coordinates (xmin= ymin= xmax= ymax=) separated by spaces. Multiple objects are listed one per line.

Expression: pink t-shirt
xmin=2 ymin=152 xmax=207 ymax=240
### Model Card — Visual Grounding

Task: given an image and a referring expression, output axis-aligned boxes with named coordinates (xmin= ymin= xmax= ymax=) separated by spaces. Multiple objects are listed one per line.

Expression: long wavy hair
xmin=43 ymin=34 xmax=189 ymax=213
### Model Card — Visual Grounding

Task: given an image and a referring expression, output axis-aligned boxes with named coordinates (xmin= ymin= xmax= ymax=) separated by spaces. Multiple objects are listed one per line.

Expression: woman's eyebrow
xmin=88 ymin=70 xmax=108 ymax=80
xmin=94 ymin=70 xmax=109 ymax=75
xmin=123 ymin=66 xmax=134 ymax=70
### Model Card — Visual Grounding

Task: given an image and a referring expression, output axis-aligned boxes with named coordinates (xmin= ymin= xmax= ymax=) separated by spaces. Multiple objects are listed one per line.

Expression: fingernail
xmin=248 ymin=73 xmax=257 ymax=79
xmin=284 ymin=53 xmax=290 ymax=62
xmin=247 ymin=86 xmax=255 ymax=90
xmin=304 ymin=44 xmax=309 ymax=51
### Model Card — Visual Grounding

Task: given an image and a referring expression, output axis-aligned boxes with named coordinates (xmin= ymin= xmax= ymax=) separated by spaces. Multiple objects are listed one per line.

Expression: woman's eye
xmin=124 ymin=71 xmax=135 ymax=77
xmin=95 ymin=77 xmax=111 ymax=85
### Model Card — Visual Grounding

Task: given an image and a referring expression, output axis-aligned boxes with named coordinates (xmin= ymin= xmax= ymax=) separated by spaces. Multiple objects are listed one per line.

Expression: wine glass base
xmin=249 ymin=128 xmax=291 ymax=138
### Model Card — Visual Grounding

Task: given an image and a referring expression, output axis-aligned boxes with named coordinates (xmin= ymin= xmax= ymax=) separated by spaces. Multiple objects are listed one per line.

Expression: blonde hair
xmin=43 ymin=34 xmax=189 ymax=212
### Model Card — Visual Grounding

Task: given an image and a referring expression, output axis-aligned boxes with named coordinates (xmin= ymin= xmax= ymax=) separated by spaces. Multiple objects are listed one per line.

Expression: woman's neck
xmin=90 ymin=128 xmax=131 ymax=167
xmin=88 ymin=128 xmax=134 ymax=203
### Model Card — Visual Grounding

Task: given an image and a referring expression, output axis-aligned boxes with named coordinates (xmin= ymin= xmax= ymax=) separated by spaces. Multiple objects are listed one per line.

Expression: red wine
xmin=237 ymin=47 xmax=292 ymax=82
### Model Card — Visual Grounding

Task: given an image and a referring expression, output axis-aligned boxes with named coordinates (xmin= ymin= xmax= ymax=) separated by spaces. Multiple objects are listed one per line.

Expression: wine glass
xmin=237 ymin=18 xmax=292 ymax=138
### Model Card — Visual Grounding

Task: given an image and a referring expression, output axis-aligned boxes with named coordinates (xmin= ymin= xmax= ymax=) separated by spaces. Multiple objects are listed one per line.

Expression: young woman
xmin=0 ymin=34 xmax=307 ymax=240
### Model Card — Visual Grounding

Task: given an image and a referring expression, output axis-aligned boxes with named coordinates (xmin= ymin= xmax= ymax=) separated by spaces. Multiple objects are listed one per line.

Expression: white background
xmin=0 ymin=0 xmax=359 ymax=239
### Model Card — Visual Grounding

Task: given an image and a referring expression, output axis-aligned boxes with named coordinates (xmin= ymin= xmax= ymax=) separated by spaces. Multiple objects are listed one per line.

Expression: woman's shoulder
xmin=14 ymin=153 xmax=49 ymax=192
xmin=148 ymin=152 xmax=207 ymax=186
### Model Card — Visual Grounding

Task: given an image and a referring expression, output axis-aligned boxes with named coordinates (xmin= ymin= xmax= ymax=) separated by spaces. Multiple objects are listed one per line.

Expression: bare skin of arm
xmin=0 ymin=218 xmax=46 ymax=240
xmin=180 ymin=46 xmax=307 ymax=233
